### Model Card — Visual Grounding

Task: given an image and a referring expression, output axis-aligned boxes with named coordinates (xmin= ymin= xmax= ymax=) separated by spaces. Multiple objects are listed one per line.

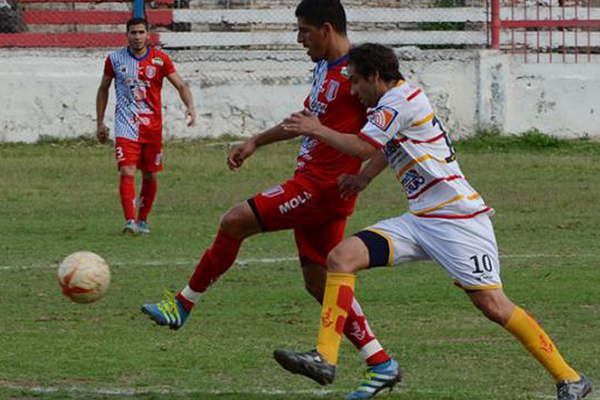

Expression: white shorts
xmin=362 ymin=213 xmax=502 ymax=290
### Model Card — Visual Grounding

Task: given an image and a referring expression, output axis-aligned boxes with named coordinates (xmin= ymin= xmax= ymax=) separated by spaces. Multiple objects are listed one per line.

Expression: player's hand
xmin=96 ymin=123 xmax=110 ymax=144
xmin=186 ymin=108 xmax=197 ymax=127
xmin=227 ymin=139 xmax=257 ymax=171
xmin=338 ymin=173 xmax=371 ymax=200
xmin=282 ymin=109 xmax=322 ymax=136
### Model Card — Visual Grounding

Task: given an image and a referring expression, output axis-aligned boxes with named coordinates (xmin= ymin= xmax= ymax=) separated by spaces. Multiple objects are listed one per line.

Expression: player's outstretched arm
xmin=338 ymin=151 xmax=387 ymax=200
xmin=227 ymin=123 xmax=300 ymax=171
xmin=166 ymin=72 xmax=197 ymax=127
xmin=95 ymin=74 xmax=112 ymax=144
xmin=283 ymin=109 xmax=377 ymax=160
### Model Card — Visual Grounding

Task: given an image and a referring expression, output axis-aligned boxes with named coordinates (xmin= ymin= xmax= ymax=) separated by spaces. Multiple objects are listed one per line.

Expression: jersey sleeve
xmin=162 ymin=54 xmax=176 ymax=76
xmin=103 ymin=56 xmax=114 ymax=78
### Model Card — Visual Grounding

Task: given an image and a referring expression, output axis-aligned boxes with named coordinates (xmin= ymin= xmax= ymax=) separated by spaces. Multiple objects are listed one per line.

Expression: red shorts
xmin=248 ymin=176 xmax=351 ymax=266
xmin=115 ymin=137 xmax=163 ymax=172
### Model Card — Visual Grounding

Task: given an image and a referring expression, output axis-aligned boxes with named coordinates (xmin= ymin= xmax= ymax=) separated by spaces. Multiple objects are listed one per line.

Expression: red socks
xmin=138 ymin=178 xmax=157 ymax=222
xmin=177 ymin=230 xmax=243 ymax=310
xmin=119 ymin=175 xmax=136 ymax=221
xmin=345 ymin=298 xmax=391 ymax=366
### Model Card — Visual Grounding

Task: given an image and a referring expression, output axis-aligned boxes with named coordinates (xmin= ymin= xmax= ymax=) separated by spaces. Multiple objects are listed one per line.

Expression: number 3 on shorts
xmin=115 ymin=146 xmax=124 ymax=161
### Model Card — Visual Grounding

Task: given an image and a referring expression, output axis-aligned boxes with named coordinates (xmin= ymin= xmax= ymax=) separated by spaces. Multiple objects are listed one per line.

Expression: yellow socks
xmin=504 ymin=306 xmax=580 ymax=382
xmin=316 ymin=272 xmax=356 ymax=365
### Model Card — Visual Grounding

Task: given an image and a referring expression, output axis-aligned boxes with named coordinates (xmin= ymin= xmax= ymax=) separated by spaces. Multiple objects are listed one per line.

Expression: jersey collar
xmin=127 ymin=47 xmax=150 ymax=61
xmin=327 ymin=53 xmax=349 ymax=70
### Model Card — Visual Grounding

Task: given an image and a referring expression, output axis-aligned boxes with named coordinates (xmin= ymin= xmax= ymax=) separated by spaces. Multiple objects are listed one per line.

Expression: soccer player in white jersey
xmin=96 ymin=18 xmax=196 ymax=234
xmin=273 ymin=43 xmax=592 ymax=400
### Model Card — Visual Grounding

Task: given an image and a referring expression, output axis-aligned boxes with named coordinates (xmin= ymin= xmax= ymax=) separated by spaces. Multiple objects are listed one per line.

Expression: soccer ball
xmin=58 ymin=251 xmax=110 ymax=303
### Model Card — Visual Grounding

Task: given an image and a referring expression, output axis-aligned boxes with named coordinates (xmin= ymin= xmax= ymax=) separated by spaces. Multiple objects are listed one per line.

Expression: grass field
xmin=1 ymin=134 xmax=599 ymax=400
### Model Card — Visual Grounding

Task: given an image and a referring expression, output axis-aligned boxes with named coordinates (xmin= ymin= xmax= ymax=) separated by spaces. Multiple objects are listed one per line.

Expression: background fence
xmin=0 ymin=0 xmax=599 ymax=58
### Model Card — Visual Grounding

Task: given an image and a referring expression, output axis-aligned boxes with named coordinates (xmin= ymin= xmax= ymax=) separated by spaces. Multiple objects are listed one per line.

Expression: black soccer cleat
xmin=273 ymin=349 xmax=336 ymax=386
xmin=557 ymin=374 xmax=593 ymax=400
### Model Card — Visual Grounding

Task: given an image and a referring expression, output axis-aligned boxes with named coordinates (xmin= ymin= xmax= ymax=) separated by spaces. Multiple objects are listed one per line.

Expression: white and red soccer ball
xmin=58 ymin=251 xmax=110 ymax=303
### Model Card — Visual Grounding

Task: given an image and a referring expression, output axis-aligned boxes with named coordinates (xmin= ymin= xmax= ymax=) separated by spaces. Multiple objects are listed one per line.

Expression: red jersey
xmin=296 ymin=54 xmax=367 ymax=215
xmin=104 ymin=47 xmax=176 ymax=143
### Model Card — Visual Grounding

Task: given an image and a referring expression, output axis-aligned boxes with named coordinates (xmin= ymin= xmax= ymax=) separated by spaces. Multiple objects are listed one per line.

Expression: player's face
xmin=348 ymin=65 xmax=379 ymax=108
xmin=127 ymin=24 xmax=148 ymax=52
xmin=296 ymin=18 xmax=327 ymax=62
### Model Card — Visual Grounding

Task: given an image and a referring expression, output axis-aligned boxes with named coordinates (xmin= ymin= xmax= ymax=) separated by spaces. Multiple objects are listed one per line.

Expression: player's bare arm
xmin=166 ymin=72 xmax=197 ymax=127
xmin=338 ymin=151 xmax=387 ymax=200
xmin=95 ymin=74 xmax=113 ymax=144
xmin=283 ymin=109 xmax=377 ymax=160
xmin=227 ymin=123 xmax=301 ymax=171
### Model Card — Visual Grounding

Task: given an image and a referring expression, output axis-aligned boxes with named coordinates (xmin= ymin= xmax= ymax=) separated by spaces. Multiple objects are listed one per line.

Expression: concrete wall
xmin=0 ymin=48 xmax=599 ymax=143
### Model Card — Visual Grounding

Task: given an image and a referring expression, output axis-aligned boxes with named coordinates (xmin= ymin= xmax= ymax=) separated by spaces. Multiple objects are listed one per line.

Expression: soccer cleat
xmin=137 ymin=220 xmax=150 ymax=234
xmin=345 ymin=359 xmax=402 ymax=400
xmin=557 ymin=374 xmax=593 ymax=400
xmin=122 ymin=219 xmax=138 ymax=235
xmin=141 ymin=291 xmax=189 ymax=330
xmin=273 ymin=349 xmax=336 ymax=386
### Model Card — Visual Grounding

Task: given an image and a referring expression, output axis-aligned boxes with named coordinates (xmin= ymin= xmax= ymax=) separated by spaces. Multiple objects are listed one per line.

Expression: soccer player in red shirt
xmin=141 ymin=1 xmax=400 ymax=397
xmin=96 ymin=18 xmax=197 ymax=234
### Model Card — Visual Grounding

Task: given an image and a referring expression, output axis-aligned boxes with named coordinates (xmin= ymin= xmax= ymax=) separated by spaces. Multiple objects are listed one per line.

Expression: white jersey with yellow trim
xmin=358 ymin=81 xmax=492 ymax=219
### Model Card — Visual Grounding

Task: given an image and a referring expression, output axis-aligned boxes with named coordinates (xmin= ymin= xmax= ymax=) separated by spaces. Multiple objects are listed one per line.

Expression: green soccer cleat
xmin=141 ymin=291 xmax=190 ymax=330
xmin=345 ymin=359 xmax=402 ymax=399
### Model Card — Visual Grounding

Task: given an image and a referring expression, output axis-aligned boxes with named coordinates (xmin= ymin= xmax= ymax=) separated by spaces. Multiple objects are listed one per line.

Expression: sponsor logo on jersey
xmin=261 ymin=185 xmax=285 ymax=198
xmin=368 ymin=106 xmax=398 ymax=132
xmin=278 ymin=191 xmax=312 ymax=214
xmin=152 ymin=57 xmax=164 ymax=66
xmin=325 ymin=80 xmax=340 ymax=102
xmin=401 ymin=169 xmax=426 ymax=194
xmin=145 ymin=65 xmax=156 ymax=79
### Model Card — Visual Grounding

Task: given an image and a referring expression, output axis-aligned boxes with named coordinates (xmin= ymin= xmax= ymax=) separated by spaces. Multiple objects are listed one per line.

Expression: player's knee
xmin=326 ymin=244 xmax=360 ymax=273
xmin=218 ymin=204 xmax=256 ymax=239
xmin=142 ymin=171 xmax=156 ymax=181
xmin=120 ymin=166 xmax=136 ymax=177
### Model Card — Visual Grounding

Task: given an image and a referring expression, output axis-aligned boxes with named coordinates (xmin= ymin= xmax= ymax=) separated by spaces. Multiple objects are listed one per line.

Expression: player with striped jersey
xmin=274 ymin=43 xmax=591 ymax=400
xmin=96 ymin=17 xmax=196 ymax=234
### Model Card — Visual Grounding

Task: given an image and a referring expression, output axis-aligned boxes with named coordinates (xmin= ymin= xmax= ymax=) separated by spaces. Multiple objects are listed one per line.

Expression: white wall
xmin=0 ymin=49 xmax=598 ymax=143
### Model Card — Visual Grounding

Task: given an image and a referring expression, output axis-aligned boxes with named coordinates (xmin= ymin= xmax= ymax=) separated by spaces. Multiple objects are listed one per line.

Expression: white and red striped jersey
xmin=359 ymin=81 xmax=492 ymax=219
xmin=104 ymin=47 xmax=176 ymax=143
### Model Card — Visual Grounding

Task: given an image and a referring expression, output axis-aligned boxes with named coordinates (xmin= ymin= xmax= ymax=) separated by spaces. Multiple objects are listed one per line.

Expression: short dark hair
xmin=348 ymin=43 xmax=404 ymax=82
xmin=295 ymin=0 xmax=347 ymax=35
xmin=126 ymin=17 xmax=149 ymax=31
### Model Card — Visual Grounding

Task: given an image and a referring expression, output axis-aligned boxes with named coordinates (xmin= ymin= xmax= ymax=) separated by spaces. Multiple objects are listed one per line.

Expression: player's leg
xmin=115 ymin=138 xmax=140 ymax=234
xmin=295 ymin=220 xmax=397 ymax=395
xmin=141 ymin=200 xmax=261 ymax=329
xmin=141 ymin=179 xmax=308 ymax=329
xmin=414 ymin=214 xmax=591 ymax=399
xmin=137 ymin=171 xmax=157 ymax=234
xmin=275 ymin=216 xmax=425 ymax=395
xmin=137 ymin=142 xmax=163 ymax=233
xmin=467 ymin=289 xmax=592 ymax=400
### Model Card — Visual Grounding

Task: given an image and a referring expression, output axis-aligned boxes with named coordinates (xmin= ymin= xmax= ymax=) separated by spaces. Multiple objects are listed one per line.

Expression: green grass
xmin=1 ymin=136 xmax=599 ymax=400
